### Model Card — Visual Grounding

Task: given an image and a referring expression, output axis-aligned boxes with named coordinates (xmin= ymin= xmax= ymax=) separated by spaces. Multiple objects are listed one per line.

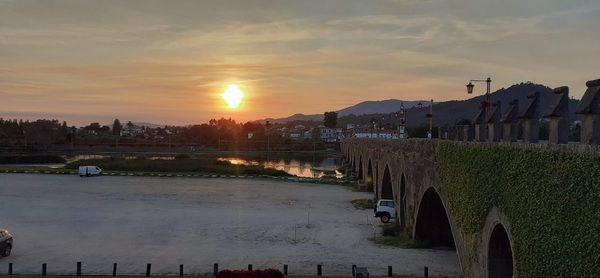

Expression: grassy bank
xmin=350 ymin=199 xmax=375 ymax=210
xmin=65 ymin=157 xmax=290 ymax=176
xmin=371 ymin=225 xmax=429 ymax=249
xmin=0 ymin=155 xmax=65 ymax=164
xmin=0 ymin=275 xmax=426 ymax=278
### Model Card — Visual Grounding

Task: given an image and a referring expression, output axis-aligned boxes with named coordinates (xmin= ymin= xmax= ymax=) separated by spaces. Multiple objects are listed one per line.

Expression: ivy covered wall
xmin=436 ymin=142 xmax=600 ymax=276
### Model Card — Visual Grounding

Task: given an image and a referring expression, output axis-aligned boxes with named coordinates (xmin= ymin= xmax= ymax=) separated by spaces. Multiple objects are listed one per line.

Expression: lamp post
xmin=370 ymin=119 xmax=377 ymax=139
xmin=466 ymin=77 xmax=492 ymax=119
xmin=395 ymin=102 xmax=406 ymax=139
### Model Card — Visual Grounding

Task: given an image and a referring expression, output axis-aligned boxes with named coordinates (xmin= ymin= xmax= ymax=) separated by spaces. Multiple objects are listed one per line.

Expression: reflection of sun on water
xmin=222 ymin=84 xmax=244 ymax=109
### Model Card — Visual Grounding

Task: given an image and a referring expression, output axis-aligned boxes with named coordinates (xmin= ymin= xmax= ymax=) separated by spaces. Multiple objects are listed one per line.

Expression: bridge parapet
xmin=435 ymin=78 xmax=600 ymax=146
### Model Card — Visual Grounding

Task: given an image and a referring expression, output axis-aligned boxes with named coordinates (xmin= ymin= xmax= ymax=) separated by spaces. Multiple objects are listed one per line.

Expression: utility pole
xmin=426 ymin=99 xmax=433 ymax=139
xmin=266 ymin=120 xmax=271 ymax=159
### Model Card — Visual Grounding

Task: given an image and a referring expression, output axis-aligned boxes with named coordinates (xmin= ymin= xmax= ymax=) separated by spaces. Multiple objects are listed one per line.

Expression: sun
xmin=221 ymin=84 xmax=244 ymax=109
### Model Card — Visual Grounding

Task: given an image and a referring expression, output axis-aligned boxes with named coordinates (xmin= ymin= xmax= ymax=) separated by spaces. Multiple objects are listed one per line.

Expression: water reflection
xmin=218 ymin=157 xmax=343 ymax=178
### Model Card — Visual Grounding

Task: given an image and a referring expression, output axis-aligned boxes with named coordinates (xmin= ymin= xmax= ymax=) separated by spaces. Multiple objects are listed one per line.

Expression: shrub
xmin=217 ymin=269 xmax=283 ymax=278
xmin=174 ymin=153 xmax=190 ymax=160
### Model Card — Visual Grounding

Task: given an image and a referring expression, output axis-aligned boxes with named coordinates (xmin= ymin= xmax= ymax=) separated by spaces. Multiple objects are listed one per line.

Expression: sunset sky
xmin=1 ymin=0 xmax=599 ymax=126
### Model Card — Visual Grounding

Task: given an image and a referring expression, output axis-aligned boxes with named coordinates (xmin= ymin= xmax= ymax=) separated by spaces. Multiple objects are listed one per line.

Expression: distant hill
xmin=132 ymin=122 xmax=164 ymax=128
xmin=337 ymin=82 xmax=581 ymax=127
xmin=261 ymin=99 xmax=425 ymax=123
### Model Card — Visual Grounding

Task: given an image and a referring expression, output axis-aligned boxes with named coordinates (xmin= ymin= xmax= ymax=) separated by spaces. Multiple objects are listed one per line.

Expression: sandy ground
xmin=0 ymin=174 xmax=459 ymax=276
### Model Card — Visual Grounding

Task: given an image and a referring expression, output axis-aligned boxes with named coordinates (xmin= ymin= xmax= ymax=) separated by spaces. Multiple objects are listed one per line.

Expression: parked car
xmin=78 ymin=166 xmax=103 ymax=177
xmin=374 ymin=199 xmax=396 ymax=223
xmin=0 ymin=229 xmax=13 ymax=257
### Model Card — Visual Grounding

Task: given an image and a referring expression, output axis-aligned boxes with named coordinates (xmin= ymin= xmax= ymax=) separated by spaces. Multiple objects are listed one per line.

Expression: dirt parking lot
xmin=0 ymin=174 xmax=459 ymax=276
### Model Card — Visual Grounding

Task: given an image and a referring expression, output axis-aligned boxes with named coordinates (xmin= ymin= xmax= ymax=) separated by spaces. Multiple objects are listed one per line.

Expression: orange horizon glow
xmin=1 ymin=1 xmax=598 ymax=126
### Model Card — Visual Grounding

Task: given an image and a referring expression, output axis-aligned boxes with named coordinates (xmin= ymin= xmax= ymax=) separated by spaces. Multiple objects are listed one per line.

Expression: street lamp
xmin=466 ymin=77 xmax=492 ymax=118
xmin=370 ymin=119 xmax=377 ymax=139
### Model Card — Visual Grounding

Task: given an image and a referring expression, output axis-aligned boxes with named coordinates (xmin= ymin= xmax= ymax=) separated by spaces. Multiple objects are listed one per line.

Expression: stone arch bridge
xmin=341 ymin=138 xmax=599 ymax=278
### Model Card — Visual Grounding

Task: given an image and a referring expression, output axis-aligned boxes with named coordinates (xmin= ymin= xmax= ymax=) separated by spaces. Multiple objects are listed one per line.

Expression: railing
xmin=2 ymin=262 xmax=436 ymax=277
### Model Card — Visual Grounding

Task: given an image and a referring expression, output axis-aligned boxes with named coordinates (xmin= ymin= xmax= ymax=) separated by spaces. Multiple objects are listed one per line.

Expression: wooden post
xmin=112 ymin=263 xmax=118 ymax=277
xmin=77 ymin=262 xmax=82 ymax=276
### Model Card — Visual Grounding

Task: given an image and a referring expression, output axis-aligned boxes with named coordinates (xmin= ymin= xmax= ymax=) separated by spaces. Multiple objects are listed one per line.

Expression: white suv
xmin=374 ymin=199 xmax=396 ymax=223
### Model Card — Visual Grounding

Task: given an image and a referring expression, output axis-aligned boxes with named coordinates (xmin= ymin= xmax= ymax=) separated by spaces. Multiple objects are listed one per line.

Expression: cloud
xmin=0 ymin=0 xmax=599 ymax=125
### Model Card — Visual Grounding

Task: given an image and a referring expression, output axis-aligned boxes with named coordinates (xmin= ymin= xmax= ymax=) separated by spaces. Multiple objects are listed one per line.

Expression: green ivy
xmin=436 ymin=142 xmax=600 ymax=276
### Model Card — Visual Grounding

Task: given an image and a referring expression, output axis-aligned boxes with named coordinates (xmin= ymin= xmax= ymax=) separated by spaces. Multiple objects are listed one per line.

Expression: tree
xmin=112 ymin=119 xmax=122 ymax=135
xmin=323 ymin=111 xmax=338 ymax=128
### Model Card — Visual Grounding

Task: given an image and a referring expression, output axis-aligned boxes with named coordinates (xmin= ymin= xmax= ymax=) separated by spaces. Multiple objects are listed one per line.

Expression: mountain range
xmin=262 ymin=100 xmax=424 ymax=123
xmin=268 ymin=82 xmax=581 ymax=127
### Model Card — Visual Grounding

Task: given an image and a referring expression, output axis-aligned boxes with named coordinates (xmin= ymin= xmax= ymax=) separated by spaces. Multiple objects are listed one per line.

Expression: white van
xmin=374 ymin=199 xmax=397 ymax=223
xmin=78 ymin=166 xmax=102 ymax=177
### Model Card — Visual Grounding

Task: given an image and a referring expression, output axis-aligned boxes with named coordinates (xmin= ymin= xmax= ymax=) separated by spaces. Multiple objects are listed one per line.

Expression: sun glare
xmin=222 ymin=84 xmax=244 ymax=109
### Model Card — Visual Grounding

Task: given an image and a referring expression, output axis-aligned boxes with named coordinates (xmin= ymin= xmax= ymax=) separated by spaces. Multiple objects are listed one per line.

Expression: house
xmin=120 ymin=125 xmax=144 ymax=137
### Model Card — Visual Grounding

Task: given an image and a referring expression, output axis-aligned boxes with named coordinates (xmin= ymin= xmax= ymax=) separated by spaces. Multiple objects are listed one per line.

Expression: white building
xmin=320 ymin=127 xmax=344 ymax=142
xmin=120 ymin=125 xmax=144 ymax=137
xmin=350 ymin=128 xmax=400 ymax=140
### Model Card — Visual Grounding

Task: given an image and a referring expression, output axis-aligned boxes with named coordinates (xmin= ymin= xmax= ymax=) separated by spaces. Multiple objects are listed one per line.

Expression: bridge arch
xmin=374 ymin=163 xmax=379 ymax=196
xmin=414 ymin=187 xmax=455 ymax=248
xmin=366 ymin=159 xmax=374 ymax=191
xmin=399 ymin=173 xmax=407 ymax=230
xmin=487 ymin=224 xmax=514 ymax=278
xmin=358 ymin=156 xmax=363 ymax=180
xmin=380 ymin=164 xmax=393 ymax=200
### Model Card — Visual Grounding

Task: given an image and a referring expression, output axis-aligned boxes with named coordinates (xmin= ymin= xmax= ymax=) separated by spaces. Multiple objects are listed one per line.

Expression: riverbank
xmin=0 ymin=168 xmax=353 ymax=186
xmin=64 ymin=157 xmax=290 ymax=177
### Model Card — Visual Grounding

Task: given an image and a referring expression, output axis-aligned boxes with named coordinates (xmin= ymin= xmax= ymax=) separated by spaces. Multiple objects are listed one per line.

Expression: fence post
xmin=8 ymin=263 xmax=13 ymax=275
xmin=352 ymin=265 xmax=356 ymax=277
xmin=387 ymin=265 xmax=392 ymax=277
xmin=213 ymin=263 xmax=219 ymax=277
xmin=146 ymin=263 xmax=151 ymax=277
xmin=317 ymin=264 xmax=322 ymax=276
xmin=42 ymin=263 xmax=47 ymax=276
xmin=179 ymin=264 xmax=184 ymax=276
xmin=112 ymin=263 xmax=117 ymax=277
xmin=424 ymin=266 xmax=428 ymax=277
xmin=248 ymin=264 xmax=253 ymax=271
xmin=77 ymin=261 xmax=82 ymax=276
xmin=283 ymin=264 xmax=288 ymax=276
